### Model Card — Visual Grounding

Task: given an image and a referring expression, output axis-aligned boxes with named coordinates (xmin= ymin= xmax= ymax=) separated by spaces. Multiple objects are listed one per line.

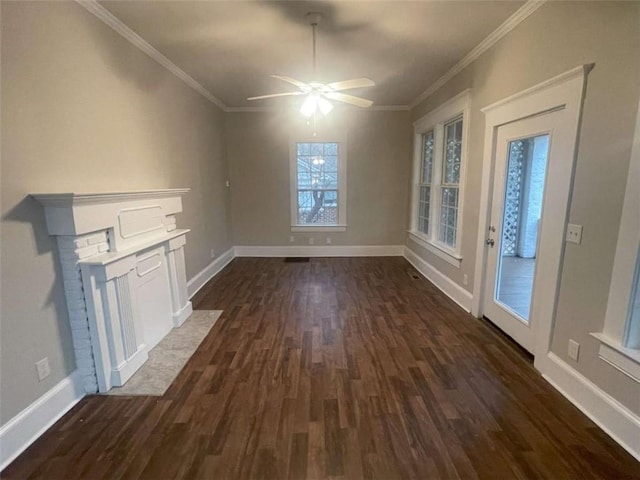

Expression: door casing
xmin=483 ymin=111 xmax=567 ymax=354
xmin=472 ymin=64 xmax=593 ymax=366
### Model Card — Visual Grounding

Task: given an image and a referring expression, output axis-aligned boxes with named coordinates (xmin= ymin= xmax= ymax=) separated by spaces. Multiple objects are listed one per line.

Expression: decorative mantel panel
xmin=33 ymin=189 xmax=192 ymax=393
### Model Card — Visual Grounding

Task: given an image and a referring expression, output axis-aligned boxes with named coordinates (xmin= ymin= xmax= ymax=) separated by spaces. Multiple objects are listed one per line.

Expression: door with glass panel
xmin=483 ymin=111 xmax=566 ymax=353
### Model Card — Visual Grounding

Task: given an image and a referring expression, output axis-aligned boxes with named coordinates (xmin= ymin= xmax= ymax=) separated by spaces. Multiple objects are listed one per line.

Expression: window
xmin=417 ymin=131 xmax=434 ymax=235
xmin=410 ymin=90 xmax=470 ymax=266
xmin=592 ymin=101 xmax=640 ymax=381
xmin=440 ymin=117 xmax=463 ymax=247
xmin=594 ymin=245 xmax=640 ymax=383
xmin=626 ymin=250 xmax=640 ymax=349
xmin=290 ymin=138 xmax=346 ymax=232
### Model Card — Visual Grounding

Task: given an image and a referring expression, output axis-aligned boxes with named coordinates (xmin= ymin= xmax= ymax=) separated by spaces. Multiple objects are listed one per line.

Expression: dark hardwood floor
xmin=4 ymin=257 xmax=639 ymax=479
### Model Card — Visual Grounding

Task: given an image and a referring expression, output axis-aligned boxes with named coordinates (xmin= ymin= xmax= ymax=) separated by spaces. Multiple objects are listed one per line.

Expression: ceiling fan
xmin=247 ymin=12 xmax=375 ymax=117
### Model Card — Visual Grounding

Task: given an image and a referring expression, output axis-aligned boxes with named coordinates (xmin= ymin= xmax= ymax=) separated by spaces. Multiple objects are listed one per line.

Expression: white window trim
xmin=408 ymin=231 xmax=462 ymax=267
xmin=591 ymin=333 xmax=640 ymax=384
xmin=409 ymin=89 xmax=471 ymax=266
xmin=289 ymin=134 xmax=347 ymax=231
xmin=591 ymin=97 xmax=640 ymax=378
xmin=291 ymin=225 xmax=347 ymax=233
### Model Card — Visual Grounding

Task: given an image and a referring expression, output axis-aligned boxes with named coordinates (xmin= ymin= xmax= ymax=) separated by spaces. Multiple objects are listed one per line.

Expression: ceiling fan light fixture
xmin=318 ymin=97 xmax=334 ymax=115
xmin=300 ymin=94 xmax=319 ymax=117
xmin=247 ymin=12 xmax=374 ymax=118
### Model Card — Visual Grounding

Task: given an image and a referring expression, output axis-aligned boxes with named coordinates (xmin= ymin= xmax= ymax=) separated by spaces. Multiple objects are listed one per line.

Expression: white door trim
xmin=472 ymin=64 xmax=594 ymax=361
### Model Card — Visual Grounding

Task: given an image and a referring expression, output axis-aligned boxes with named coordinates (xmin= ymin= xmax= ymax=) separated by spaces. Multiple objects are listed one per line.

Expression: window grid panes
xmin=422 ymin=132 xmax=434 ymax=184
xmin=418 ymin=186 xmax=431 ymax=234
xmin=418 ymin=132 xmax=434 ymax=234
xmin=625 ymin=247 xmax=640 ymax=349
xmin=413 ymin=103 xmax=466 ymax=254
xmin=439 ymin=116 xmax=463 ymax=248
xmin=443 ymin=117 xmax=463 ymax=185
xmin=296 ymin=142 xmax=339 ymax=225
xmin=439 ymin=186 xmax=458 ymax=247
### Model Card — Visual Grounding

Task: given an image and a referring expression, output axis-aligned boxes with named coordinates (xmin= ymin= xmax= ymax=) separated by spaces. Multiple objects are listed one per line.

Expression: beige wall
xmin=410 ymin=2 xmax=640 ymax=413
xmin=0 ymin=2 xmax=232 ymax=423
xmin=2 ymin=0 xmax=638 ymax=434
xmin=227 ymin=110 xmax=412 ymax=246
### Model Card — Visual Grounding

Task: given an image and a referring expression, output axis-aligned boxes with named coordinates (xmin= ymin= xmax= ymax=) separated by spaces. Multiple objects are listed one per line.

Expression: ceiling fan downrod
xmin=308 ymin=12 xmax=321 ymax=78
xmin=306 ymin=13 xmax=323 ymax=133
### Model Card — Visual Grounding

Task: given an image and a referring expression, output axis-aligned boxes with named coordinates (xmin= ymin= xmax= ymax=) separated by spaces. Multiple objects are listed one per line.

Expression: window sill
xmin=291 ymin=224 xmax=347 ymax=233
xmin=590 ymin=332 xmax=640 ymax=384
xmin=408 ymin=231 xmax=462 ymax=268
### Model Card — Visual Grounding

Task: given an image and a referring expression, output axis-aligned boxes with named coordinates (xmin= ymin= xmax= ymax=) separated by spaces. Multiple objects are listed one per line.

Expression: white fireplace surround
xmin=33 ymin=189 xmax=192 ymax=393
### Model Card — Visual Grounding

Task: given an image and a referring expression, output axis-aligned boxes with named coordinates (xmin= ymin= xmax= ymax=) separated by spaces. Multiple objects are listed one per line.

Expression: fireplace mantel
xmin=33 ymin=189 xmax=192 ymax=393
xmin=32 ymin=188 xmax=190 ymax=204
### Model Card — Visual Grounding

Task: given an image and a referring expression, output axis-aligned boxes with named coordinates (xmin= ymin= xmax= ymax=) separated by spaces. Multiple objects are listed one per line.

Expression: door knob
xmin=486 ymin=238 xmax=495 ymax=247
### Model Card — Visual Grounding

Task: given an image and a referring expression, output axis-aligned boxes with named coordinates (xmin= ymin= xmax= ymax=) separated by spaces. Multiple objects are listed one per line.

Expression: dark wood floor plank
xmin=3 ymin=257 xmax=639 ymax=479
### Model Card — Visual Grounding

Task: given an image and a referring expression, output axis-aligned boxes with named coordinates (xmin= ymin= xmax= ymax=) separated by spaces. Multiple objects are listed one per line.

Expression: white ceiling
xmin=98 ymin=1 xmax=526 ymax=108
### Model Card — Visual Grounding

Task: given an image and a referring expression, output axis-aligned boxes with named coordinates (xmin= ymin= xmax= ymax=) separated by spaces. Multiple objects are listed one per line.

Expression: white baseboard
xmin=0 ymin=370 xmax=85 ymax=471
xmin=187 ymin=247 xmax=235 ymax=298
xmin=537 ymin=352 xmax=640 ymax=461
xmin=404 ymin=246 xmax=472 ymax=312
xmin=233 ymin=244 xmax=405 ymax=257
xmin=172 ymin=301 xmax=193 ymax=327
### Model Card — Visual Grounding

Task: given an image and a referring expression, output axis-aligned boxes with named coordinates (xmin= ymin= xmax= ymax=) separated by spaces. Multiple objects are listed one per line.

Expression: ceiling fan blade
xmin=324 ymin=92 xmax=373 ymax=108
xmin=328 ymin=78 xmax=375 ymax=91
xmin=270 ymin=75 xmax=310 ymax=90
xmin=247 ymin=91 xmax=304 ymax=101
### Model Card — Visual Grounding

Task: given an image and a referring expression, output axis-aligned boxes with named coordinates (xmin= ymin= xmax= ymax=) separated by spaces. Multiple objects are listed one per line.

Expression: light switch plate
xmin=36 ymin=357 xmax=51 ymax=381
xmin=566 ymin=224 xmax=583 ymax=244
xmin=568 ymin=339 xmax=580 ymax=361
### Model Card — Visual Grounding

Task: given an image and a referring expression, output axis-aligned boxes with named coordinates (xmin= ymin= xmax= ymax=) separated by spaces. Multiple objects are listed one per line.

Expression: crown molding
xmin=74 ymin=1 xmax=409 ymax=114
xmin=75 ymin=0 xmax=227 ymax=111
xmin=409 ymin=0 xmax=547 ymax=109
xmin=77 ymin=0 xmax=541 ymax=114
xmin=225 ymin=104 xmax=410 ymax=113
xmin=371 ymin=105 xmax=410 ymax=111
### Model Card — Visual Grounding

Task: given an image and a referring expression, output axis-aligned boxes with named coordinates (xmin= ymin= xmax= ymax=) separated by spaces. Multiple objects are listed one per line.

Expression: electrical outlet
xmin=289 ymin=235 xmax=295 ymax=243
xmin=326 ymin=237 xmax=332 ymax=244
xmin=568 ymin=339 xmax=580 ymax=361
xmin=566 ymin=224 xmax=583 ymax=244
xmin=463 ymin=274 xmax=468 ymax=286
xmin=210 ymin=248 xmax=215 ymax=259
xmin=308 ymin=237 xmax=314 ymax=245
xmin=35 ymin=357 xmax=50 ymax=382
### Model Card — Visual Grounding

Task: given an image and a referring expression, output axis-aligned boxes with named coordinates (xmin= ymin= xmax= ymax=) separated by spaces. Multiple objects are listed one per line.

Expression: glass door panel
xmin=495 ymin=134 xmax=549 ymax=322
